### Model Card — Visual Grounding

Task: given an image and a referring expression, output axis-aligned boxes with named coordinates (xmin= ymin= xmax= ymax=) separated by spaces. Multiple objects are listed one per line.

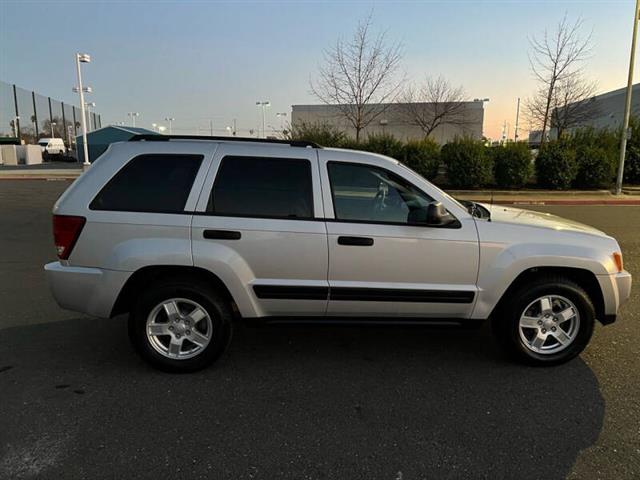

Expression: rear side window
xmin=209 ymin=156 xmax=313 ymax=219
xmin=90 ymin=154 xmax=203 ymax=212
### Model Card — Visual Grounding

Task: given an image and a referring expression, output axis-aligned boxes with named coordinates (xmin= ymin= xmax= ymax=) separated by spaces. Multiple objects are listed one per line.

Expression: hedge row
xmin=289 ymin=121 xmax=640 ymax=188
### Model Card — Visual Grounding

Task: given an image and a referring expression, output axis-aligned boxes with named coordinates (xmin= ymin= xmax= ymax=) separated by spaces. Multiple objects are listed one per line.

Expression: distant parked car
xmin=45 ymin=135 xmax=632 ymax=372
xmin=38 ymin=138 xmax=66 ymax=160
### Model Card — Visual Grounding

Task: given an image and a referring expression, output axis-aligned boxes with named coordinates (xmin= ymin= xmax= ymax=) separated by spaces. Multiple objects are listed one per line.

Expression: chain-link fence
xmin=0 ymin=80 xmax=102 ymax=148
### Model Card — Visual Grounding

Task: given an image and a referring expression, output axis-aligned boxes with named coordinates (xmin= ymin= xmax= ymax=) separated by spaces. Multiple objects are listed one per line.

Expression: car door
xmin=192 ymin=143 xmax=328 ymax=318
xmin=319 ymin=150 xmax=479 ymax=318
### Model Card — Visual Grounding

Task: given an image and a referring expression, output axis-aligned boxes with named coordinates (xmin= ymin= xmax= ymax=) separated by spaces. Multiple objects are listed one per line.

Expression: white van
xmin=38 ymin=138 xmax=66 ymax=159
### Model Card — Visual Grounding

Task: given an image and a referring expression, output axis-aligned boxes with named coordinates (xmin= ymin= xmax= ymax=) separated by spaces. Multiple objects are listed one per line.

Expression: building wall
xmin=577 ymin=83 xmax=640 ymax=131
xmin=291 ymin=102 xmax=485 ymax=143
xmin=529 ymin=83 xmax=640 ymax=145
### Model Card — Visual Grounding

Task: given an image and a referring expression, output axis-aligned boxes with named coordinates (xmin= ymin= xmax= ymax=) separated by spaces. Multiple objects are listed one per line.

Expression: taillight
xmin=53 ymin=215 xmax=86 ymax=260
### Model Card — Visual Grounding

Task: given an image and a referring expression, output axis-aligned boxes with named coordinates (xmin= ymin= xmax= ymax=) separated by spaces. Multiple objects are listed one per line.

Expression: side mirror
xmin=426 ymin=202 xmax=457 ymax=226
xmin=407 ymin=202 xmax=458 ymax=226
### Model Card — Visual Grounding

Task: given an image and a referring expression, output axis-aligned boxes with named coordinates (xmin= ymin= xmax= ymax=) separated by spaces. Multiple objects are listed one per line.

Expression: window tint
xmin=90 ymin=154 xmax=203 ymax=212
xmin=328 ymin=162 xmax=433 ymax=224
xmin=209 ymin=156 xmax=313 ymax=219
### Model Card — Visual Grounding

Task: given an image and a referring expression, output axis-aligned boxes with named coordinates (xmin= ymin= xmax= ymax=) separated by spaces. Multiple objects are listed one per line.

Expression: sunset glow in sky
xmin=1 ymin=0 xmax=638 ymax=140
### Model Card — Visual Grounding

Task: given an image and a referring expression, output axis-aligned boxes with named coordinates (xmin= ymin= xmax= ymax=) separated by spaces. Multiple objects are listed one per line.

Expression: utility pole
xmin=514 ymin=97 xmax=521 ymax=141
xmin=617 ymin=0 xmax=640 ymax=194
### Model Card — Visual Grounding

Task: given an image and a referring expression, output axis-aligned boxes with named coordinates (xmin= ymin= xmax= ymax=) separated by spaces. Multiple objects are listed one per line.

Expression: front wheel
xmin=128 ymin=278 xmax=233 ymax=372
xmin=493 ymin=277 xmax=595 ymax=366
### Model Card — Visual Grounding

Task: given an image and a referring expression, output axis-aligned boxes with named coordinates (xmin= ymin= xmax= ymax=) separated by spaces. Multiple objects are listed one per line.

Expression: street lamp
xmin=256 ymin=101 xmax=270 ymax=138
xmin=157 ymin=125 xmax=167 ymax=134
xmin=51 ymin=122 xmax=57 ymax=137
xmin=164 ymin=117 xmax=175 ymax=135
xmin=127 ymin=112 xmax=140 ymax=127
xmin=275 ymin=112 xmax=287 ymax=131
xmin=151 ymin=123 xmax=158 ymax=132
xmin=74 ymin=52 xmax=92 ymax=166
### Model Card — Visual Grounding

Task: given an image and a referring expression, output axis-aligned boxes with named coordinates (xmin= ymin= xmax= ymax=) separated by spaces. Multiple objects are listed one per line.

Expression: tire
xmin=492 ymin=276 xmax=595 ymax=366
xmin=128 ymin=277 xmax=233 ymax=373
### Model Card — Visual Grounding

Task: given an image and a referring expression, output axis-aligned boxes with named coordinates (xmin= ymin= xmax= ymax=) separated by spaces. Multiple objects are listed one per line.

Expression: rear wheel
xmin=493 ymin=277 xmax=595 ymax=366
xmin=128 ymin=278 xmax=233 ymax=372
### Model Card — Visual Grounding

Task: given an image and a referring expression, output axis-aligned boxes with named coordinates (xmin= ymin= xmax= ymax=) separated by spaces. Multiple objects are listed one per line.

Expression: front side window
xmin=209 ymin=156 xmax=313 ymax=219
xmin=328 ymin=162 xmax=433 ymax=224
xmin=90 ymin=154 xmax=203 ymax=212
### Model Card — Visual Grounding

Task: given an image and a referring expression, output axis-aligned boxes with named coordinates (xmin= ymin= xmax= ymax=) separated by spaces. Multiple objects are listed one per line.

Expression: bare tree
xmin=550 ymin=75 xmax=599 ymax=137
xmin=310 ymin=15 xmax=403 ymax=142
xmin=526 ymin=15 xmax=592 ymax=145
xmin=398 ymin=75 xmax=468 ymax=138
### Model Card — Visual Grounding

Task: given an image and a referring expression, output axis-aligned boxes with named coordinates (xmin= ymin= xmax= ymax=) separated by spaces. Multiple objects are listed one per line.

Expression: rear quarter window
xmin=90 ymin=154 xmax=203 ymax=213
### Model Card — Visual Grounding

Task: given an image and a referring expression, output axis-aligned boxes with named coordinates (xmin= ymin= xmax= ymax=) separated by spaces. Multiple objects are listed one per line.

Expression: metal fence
xmin=0 ymin=80 xmax=102 ymax=146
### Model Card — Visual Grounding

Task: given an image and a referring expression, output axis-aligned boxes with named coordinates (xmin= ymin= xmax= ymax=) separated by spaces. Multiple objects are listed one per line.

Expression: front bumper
xmin=44 ymin=262 xmax=131 ymax=318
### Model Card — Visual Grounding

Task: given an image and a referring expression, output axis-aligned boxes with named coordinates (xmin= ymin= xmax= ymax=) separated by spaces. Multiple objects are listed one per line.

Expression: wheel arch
xmin=489 ymin=266 xmax=605 ymax=324
xmin=111 ymin=265 xmax=239 ymax=318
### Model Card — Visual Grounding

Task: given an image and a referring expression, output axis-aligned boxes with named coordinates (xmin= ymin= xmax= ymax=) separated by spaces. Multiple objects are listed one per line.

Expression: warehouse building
xmin=76 ymin=125 xmax=156 ymax=163
xmin=529 ymin=83 xmax=640 ymax=145
xmin=291 ymin=101 xmax=485 ymax=144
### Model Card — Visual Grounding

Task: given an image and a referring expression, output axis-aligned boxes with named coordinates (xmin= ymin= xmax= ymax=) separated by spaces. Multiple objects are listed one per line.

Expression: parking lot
xmin=0 ymin=179 xmax=638 ymax=479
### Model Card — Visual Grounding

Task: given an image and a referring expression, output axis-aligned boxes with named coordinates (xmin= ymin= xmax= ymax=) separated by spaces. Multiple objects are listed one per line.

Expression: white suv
xmin=45 ymin=136 xmax=632 ymax=372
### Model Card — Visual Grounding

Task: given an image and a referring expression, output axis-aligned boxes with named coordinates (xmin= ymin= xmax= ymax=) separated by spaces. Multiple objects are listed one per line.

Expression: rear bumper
xmin=44 ymin=262 xmax=130 ymax=318
xmin=597 ymin=270 xmax=632 ymax=322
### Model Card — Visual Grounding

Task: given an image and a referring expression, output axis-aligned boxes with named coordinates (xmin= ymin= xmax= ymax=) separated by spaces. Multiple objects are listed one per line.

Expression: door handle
xmin=337 ymin=236 xmax=374 ymax=246
xmin=203 ymin=229 xmax=241 ymax=240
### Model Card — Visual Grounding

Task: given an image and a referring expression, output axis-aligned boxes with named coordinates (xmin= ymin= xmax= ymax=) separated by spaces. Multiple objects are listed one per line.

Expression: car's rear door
xmin=192 ymin=143 xmax=328 ymax=318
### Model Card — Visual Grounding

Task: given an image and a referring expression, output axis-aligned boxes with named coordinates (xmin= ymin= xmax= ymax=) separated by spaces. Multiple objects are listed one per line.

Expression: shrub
xmin=624 ymin=116 xmax=640 ymax=184
xmin=535 ymin=141 xmax=578 ymax=189
xmin=288 ymin=122 xmax=346 ymax=147
xmin=400 ymin=138 xmax=440 ymax=180
xmin=624 ymin=146 xmax=640 ymax=184
xmin=441 ymin=138 xmax=493 ymax=188
xmin=361 ymin=133 xmax=404 ymax=159
xmin=492 ymin=142 xmax=533 ymax=188
xmin=574 ymin=146 xmax=616 ymax=188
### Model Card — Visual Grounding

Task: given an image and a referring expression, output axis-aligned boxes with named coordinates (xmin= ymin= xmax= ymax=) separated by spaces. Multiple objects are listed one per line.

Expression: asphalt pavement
xmin=0 ymin=180 xmax=638 ymax=479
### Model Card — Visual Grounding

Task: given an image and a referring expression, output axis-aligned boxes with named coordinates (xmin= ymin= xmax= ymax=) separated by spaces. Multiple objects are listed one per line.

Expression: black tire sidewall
xmin=498 ymin=281 xmax=595 ymax=366
xmin=129 ymin=282 xmax=232 ymax=373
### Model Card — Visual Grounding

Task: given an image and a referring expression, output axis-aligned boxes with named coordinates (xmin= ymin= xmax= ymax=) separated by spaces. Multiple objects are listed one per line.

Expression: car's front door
xmin=319 ymin=152 xmax=479 ymax=318
xmin=192 ymin=143 xmax=328 ymax=318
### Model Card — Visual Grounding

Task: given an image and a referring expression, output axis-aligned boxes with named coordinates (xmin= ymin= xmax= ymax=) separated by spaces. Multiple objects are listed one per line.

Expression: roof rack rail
xmin=128 ymin=134 xmax=321 ymax=149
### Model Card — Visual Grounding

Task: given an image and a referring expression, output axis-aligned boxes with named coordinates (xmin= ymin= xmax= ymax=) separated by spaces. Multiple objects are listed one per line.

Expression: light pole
xmin=127 ymin=112 xmax=140 ymax=127
xmin=514 ymin=97 xmax=521 ymax=141
xmin=256 ymin=101 xmax=270 ymax=138
xmin=164 ymin=117 xmax=175 ymax=134
xmin=74 ymin=52 xmax=92 ymax=166
xmin=616 ymin=0 xmax=640 ymax=195
xmin=51 ymin=122 xmax=56 ymax=137
xmin=275 ymin=112 xmax=287 ymax=132
xmin=151 ymin=123 xmax=158 ymax=132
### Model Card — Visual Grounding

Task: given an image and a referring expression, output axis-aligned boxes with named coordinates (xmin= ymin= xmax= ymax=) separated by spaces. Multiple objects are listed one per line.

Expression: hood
xmin=479 ymin=204 xmax=609 ymax=238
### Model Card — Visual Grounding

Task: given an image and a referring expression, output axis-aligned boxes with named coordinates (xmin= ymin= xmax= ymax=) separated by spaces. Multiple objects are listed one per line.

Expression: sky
xmin=1 ymin=0 xmax=638 ymax=139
